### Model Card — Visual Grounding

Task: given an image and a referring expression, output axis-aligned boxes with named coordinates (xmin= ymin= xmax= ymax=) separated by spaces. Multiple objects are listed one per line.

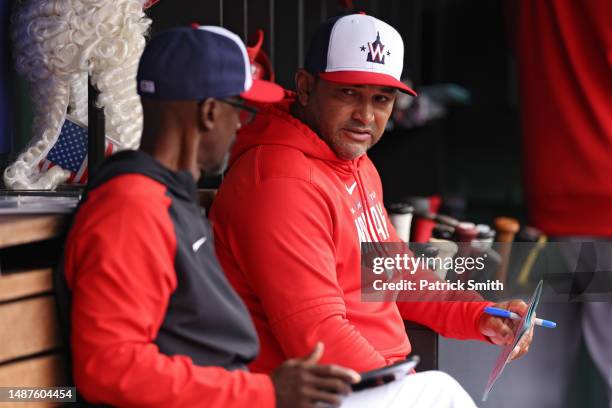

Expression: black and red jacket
xmin=63 ymin=150 xmax=275 ymax=407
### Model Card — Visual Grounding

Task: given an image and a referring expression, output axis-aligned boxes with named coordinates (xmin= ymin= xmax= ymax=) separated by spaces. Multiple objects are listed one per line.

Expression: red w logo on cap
xmin=366 ymin=32 xmax=385 ymax=64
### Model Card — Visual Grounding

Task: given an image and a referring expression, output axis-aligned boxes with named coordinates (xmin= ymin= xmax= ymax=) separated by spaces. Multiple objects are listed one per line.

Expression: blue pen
xmin=484 ymin=306 xmax=557 ymax=328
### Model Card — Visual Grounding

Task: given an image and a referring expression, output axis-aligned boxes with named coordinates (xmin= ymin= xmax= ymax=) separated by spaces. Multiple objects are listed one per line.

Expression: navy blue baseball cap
xmin=137 ymin=26 xmax=284 ymax=102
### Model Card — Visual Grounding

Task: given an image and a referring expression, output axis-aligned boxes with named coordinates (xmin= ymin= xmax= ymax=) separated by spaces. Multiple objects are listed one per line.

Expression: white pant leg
xmin=341 ymin=371 xmax=477 ymax=408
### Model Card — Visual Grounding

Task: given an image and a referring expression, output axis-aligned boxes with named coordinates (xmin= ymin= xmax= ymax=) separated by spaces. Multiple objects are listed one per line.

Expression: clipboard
xmin=482 ymin=280 xmax=544 ymax=401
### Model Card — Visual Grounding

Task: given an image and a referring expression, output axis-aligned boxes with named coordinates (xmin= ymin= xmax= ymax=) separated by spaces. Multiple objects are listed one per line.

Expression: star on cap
xmin=360 ymin=45 xmax=366 ymax=52
xmin=386 ymin=50 xmax=391 ymax=56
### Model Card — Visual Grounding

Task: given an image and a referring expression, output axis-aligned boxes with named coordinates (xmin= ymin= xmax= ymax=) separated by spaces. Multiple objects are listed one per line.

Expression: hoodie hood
xmin=87 ymin=150 xmax=197 ymax=202
xmin=230 ymin=91 xmax=368 ymax=170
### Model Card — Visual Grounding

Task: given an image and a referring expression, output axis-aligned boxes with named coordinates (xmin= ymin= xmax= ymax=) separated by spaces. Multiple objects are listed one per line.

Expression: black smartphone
xmin=351 ymin=355 xmax=420 ymax=392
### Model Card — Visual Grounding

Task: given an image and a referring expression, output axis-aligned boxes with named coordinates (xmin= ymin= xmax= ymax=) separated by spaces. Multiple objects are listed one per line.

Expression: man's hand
xmin=271 ymin=342 xmax=361 ymax=408
xmin=477 ymin=300 xmax=535 ymax=361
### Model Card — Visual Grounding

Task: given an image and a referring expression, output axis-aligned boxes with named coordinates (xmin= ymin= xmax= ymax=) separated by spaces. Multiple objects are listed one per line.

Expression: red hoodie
xmin=211 ymin=93 xmax=491 ymax=374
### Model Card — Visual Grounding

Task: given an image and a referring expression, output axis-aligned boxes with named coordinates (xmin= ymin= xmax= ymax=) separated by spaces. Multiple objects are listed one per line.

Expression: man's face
xmin=198 ymin=100 xmax=241 ymax=176
xmin=299 ymin=75 xmax=397 ymax=160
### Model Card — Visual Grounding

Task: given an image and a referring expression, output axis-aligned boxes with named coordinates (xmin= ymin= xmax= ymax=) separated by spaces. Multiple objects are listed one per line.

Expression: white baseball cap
xmin=304 ymin=14 xmax=416 ymax=96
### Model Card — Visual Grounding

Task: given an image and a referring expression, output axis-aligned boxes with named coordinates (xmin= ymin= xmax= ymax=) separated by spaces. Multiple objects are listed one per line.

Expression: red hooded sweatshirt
xmin=211 ymin=93 xmax=491 ymax=374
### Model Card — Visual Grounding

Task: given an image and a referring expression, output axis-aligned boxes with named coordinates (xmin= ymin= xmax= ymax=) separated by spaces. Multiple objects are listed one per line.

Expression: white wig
xmin=4 ymin=0 xmax=152 ymax=189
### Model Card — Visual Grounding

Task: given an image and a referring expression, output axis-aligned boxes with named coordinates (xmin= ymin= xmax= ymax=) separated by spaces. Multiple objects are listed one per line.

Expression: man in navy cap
xmin=62 ymin=26 xmax=361 ymax=407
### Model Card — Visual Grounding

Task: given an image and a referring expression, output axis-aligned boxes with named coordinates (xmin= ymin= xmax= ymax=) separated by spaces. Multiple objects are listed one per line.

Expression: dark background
xmin=147 ymin=0 xmax=524 ymax=226
xmin=2 ymin=0 xmax=524 ymax=224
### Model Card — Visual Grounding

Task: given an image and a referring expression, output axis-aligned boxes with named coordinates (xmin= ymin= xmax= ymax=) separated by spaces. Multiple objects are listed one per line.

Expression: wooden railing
xmin=0 ymin=214 xmax=69 ymax=407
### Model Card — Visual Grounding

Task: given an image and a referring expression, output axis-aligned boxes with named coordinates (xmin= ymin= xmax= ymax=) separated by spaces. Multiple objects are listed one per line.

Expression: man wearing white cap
xmin=212 ymin=14 xmax=534 ymax=407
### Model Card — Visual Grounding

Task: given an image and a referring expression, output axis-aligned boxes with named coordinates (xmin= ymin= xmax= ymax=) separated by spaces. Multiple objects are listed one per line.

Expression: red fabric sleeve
xmin=397 ymin=301 xmax=493 ymax=341
xmin=224 ymin=178 xmax=388 ymax=372
xmin=381 ymin=209 xmax=494 ymax=341
xmin=64 ymin=179 xmax=275 ymax=408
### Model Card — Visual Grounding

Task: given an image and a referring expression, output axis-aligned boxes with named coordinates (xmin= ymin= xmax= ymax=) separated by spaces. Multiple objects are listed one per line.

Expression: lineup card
xmin=482 ymin=280 xmax=544 ymax=401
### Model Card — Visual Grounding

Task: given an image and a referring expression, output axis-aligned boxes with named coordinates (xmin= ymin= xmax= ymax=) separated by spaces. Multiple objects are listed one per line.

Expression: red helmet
xmin=143 ymin=0 xmax=160 ymax=9
xmin=247 ymin=30 xmax=275 ymax=82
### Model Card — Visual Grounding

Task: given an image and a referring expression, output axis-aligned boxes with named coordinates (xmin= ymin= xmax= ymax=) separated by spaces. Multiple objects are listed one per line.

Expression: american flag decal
xmin=39 ymin=116 xmax=119 ymax=184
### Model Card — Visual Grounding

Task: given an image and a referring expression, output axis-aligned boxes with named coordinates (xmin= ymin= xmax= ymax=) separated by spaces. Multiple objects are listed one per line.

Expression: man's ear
xmin=294 ymin=69 xmax=315 ymax=107
xmin=198 ymin=98 xmax=216 ymax=131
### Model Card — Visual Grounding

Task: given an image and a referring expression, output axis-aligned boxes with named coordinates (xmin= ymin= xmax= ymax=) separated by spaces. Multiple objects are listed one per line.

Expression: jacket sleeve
xmin=220 ymin=178 xmax=389 ymax=372
xmin=397 ymin=301 xmax=493 ymax=341
xmin=382 ymin=211 xmax=494 ymax=341
xmin=64 ymin=195 xmax=275 ymax=408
